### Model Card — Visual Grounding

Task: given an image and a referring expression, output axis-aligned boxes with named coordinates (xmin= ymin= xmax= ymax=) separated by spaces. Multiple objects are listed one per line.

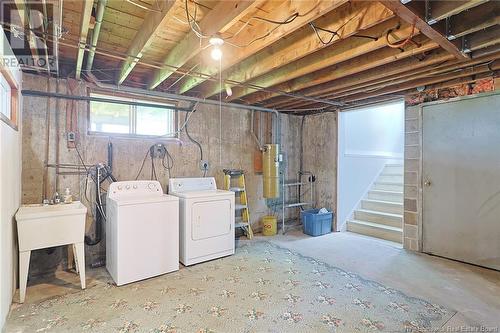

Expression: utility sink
xmin=15 ymin=201 xmax=87 ymax=303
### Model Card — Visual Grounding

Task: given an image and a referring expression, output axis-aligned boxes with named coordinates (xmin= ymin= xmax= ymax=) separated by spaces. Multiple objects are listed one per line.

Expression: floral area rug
xmin=6 ymin=241 xmax=455 ymax=332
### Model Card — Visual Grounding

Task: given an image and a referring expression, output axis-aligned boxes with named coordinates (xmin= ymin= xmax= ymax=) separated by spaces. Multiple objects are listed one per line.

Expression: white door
xmin=422 ymin=93 xmax=500 ymax=270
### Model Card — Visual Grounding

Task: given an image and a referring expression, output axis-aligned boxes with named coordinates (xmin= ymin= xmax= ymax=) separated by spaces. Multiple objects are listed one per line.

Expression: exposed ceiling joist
xmin=379 ymin=0 xmax=469 ymax=60
xmin=341 ymin=60 xmax=499 ymax=103
xmin=147 ymin=0 xmax=259 ymax=90
xmin=242 ymin=36 xmax=439 ymax=105
xmin=11 ymin=0 xmax=43 ymax=70
xmin=75 ymin=0 xmax=94 ymax=79
xmin=289 ymin=50 xmax=500 ymax=109
xmin=227 ymin=20 xmax=418 ymax=101
xmin=175 ymin=0 xmax=349 ymax=94
xmin=266 ymin=49 xmax=455 ymax=109
xmin=117 ymin=0 xmax=176 ymax=84
xmin=465 ymin=25 xmax=500 ymax=52
xmin=444 ymin=1 xmax=500 ymax=40
xmin=425 ymin=0 xmax=488 ymax=24
xmin=199 ymin=1 xmax=394 ymax=99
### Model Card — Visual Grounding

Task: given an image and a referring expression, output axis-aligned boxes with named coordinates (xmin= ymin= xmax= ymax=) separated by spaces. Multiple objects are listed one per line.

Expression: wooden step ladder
xmin=223 ymin=169 xmax=253 ymax=239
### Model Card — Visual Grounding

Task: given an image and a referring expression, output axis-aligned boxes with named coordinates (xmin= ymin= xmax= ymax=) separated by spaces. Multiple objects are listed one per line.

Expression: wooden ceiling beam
xmin=321 ymin=51 xmax=500 ymax=101
xmin=199 ymin=1 xmax=394 ymax=98
xmin=147 ymin=0 xmax=259 ymax=90
xmin=378 ymin=0 xmax=469 ymax=60
xmin=175 ymin=0 xmax=348 ymax=94
xmin=426 ymin=0 xmax=488 ymax=24
xmin=341 ymin=60 xmax=500 ymax=103
xmin=445 ymin=1 xmax=500 ymax=40
xmin=11 ymin=0 xmax=44 ymax=71
xmin=228 ymin=20 xmax=420 ymax=102
xmin=117 ymin=0 xmax=176 ymax=84
xmin=242 ymin=35 xmax=439 ymax=105
xmin=465 ymin=25 xmax=500 ymax=53
xmin=75 ymin=0 xmax=94 ymax=79
xmin=266 ymin=49 xmax=455 ymax=109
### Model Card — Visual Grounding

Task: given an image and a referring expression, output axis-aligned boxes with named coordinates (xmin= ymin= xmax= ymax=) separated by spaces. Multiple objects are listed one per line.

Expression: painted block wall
xmin=20 ymin=73 xmax=300 ymax=277
xmin=0 ymin=27 xmax=22 ymax=330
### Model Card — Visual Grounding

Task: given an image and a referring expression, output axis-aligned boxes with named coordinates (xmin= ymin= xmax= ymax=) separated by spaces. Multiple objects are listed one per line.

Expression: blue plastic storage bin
xmin=301 ymin=209 xmax=333 ymax=237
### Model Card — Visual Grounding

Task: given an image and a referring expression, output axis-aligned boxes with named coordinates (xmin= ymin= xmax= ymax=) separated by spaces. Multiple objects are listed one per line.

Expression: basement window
xmin=89 ymin=93 xmax=177 ymax=137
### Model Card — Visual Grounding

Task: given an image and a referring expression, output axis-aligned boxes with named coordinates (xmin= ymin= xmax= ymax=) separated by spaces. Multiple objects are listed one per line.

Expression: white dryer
xmin=168 ymin=177 xmax=235 ymax=266
xmin=106 ymin=180 xmax=179 ymax=286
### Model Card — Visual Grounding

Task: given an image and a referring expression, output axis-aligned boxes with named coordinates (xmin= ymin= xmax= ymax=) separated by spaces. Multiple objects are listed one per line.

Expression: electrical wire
xmin=386 ymin=22 xmax=417 ymax=49
xmin=184 ymin=108 xmax=204 ymax=161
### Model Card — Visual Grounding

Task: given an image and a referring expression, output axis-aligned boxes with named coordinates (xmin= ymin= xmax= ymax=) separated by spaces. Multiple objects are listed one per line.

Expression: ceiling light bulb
xmin=211 ymin=47 xmax=222 ymax=61
xmin=209 ymin=36 xmax=224 ymax=46
xmin=225 ymin=85 xmax=233 ymax=97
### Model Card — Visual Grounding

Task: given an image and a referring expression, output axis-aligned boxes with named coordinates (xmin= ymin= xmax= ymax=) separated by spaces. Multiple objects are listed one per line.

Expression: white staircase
xmin=347 ymin=164 xmax=403 ymax=243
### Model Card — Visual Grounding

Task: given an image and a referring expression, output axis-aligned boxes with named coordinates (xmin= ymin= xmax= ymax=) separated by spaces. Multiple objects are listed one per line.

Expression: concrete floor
xmin=265 ymin=231 xmax=500 ymax=329
xmin=8 ymin=231 xmax=500 ymax=330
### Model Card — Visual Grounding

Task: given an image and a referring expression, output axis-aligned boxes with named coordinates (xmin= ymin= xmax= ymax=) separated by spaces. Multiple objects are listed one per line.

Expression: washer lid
xmin=170 ymin=189 xmax=234 ymax=199
xmin=110 ymin=194 xmax=178 ymax=206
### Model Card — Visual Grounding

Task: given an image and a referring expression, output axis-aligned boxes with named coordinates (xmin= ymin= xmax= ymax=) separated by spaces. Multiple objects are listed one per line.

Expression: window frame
xmin=87 ymin=90 xmax=179 ymax=138
xmin=0 ymin=65 xmax=20 ymax=131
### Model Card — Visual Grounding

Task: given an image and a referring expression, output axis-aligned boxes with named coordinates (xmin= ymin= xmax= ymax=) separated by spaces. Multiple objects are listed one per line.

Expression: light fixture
xmin=211 ymin=47 xmax=222 ymax=61
xmin=225 ymin=85 xmax=233 ymax=97
xmin=209 ymin=35 xmax=224 ymax=61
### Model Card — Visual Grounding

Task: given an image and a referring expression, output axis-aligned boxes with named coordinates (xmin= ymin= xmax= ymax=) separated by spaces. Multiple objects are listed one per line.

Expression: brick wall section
xmin=403 ymin=105 xmax=422 ymax=251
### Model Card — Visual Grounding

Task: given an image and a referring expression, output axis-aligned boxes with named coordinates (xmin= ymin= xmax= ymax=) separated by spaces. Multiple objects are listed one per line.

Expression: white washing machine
xmin=168 ymin=177 xmax=235 ymax=266
xmin=106 ymin=180 xmax=179 ymax=286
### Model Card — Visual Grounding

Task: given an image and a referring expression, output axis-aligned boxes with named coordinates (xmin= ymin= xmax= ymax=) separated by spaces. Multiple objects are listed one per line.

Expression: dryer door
xmin=191 ymin=199 xmax=231 ymax=240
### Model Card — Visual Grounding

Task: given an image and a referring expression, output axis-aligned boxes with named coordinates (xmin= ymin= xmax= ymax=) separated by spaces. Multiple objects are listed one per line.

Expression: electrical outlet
xmin=200 ymin=160 xmax=209 ymax=171
xmin=67 ymin=132 xmax=76 ymax=142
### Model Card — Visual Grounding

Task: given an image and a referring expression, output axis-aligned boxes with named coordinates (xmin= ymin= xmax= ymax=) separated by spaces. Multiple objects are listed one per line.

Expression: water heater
xmin=262 ymin=144 xmax=280 ymax=198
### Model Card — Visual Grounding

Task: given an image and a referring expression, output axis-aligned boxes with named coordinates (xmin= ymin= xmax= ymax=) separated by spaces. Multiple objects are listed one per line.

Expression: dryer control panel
xmin=169 ymin=177 xmax=217 ymax=193
xmin=108 ymin=181 xmax=163 ymax=199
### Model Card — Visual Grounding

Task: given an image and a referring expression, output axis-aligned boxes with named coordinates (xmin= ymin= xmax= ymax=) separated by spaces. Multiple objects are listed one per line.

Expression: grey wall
xmin=21 ymin=73 xmax=302 ymax=276
xmin=302 ymin=113 xmax=338 ymax=226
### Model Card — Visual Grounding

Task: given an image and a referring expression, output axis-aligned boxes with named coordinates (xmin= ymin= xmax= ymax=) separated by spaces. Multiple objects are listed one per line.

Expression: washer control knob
xmin=118 ymin=186 xmax=122 ymax=190
xmin=126 ymin=185 xmax=130 ymax=190
xmin=133 ymin=184 xmax=138 ymax=189
xmin=147 ymin=182 xmax=155 ymax=190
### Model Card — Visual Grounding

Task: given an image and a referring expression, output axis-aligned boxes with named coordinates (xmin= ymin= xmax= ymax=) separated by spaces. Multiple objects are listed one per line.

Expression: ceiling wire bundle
xmin=183 ymin=0 xmax=321 ymax=48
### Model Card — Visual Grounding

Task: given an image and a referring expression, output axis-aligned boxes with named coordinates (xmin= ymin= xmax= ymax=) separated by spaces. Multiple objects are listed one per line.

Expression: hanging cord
xmin=308 ymin=11 xmax=378 ymax=46
xmin=386 ymin=22 xmax=418 ymax=49
xmin=184 ymin=108 xmax=204 ymax=161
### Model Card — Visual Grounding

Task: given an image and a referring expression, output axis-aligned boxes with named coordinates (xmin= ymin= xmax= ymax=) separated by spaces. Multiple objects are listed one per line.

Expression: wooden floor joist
xmin=117 ymin=0 xmax=176 ymax=84
xmin=175 ymin=0 xmax=348 ymax=94
xmin=227 ymin=19 xmax=417 ymax=101
xmin=241 ymin=36 xmax=439 ymax=105
xmin=147 ymin=0 xmax=260 ymax=90
xmin=199 ymin=1 xmax=394 ymax=98
xmin=378 ymin=0 xmax=469 ymax=60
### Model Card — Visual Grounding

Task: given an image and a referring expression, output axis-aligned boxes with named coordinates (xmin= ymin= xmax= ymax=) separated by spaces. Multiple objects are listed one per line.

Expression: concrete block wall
xmin=403 ymin=105 xmax=422 ymax=251
xmin=21 ymin=73 xmax=299 ymax=276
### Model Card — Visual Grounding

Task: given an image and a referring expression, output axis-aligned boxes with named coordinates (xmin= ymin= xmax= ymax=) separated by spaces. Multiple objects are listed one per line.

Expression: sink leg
xmin=19 ymin=251 xmax=31 ymax=303
xmin=74 ymin=242 xmax=86 ymax=289
xmin=71 ymin=244 xmax=79 ymax=274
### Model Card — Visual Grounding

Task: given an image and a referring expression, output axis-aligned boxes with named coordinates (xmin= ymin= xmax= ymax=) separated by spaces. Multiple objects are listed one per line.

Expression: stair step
xmin=354 ymin=209 xmax=402 ymax=228
xmin=383 ymin=164 xmax=404 ymax=173
xmin=372 ymin=182 xmax=404 ymax=191
xmin=347 ymin=220 xmax=403 ymax=243
xmin=361 ymin=199 xmax=403 ymax=215
xmin=368 ymin=190 xmax=403 ymax=203
xmin=377 ymin=175 xmax=403 ymax=183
